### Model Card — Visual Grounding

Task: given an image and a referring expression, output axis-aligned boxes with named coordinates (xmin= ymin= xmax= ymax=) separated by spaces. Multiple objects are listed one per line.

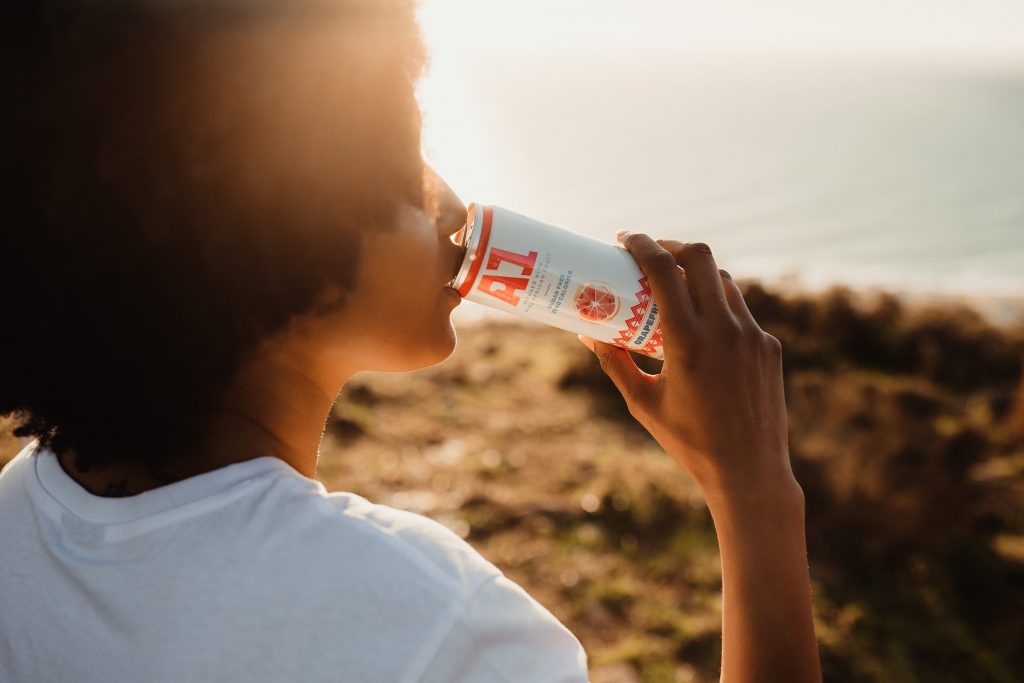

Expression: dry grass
xmin=3 ymin=285 xmax=1023 ymax=683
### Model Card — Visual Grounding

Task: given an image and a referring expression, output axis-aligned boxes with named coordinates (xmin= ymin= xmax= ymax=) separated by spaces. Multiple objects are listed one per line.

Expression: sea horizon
xmin=422 ymin=51 xmax=1024 ymax=327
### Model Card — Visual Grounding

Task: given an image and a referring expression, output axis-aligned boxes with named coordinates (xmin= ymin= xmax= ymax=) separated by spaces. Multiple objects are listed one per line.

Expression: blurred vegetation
xmin=743 ymin=286 xmax=1024 ymax=683
xmin=2 ymin=285 xmax=1022 ymax=683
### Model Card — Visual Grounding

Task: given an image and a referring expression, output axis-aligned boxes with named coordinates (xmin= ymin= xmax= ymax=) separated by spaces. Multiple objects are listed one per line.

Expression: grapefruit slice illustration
xmin=573 ymin=281 xmax=620 ymax=322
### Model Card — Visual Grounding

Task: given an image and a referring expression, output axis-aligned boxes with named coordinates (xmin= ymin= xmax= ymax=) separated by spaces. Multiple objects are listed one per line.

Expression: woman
xmin=0 ymin=1 xmax=821 ymax=681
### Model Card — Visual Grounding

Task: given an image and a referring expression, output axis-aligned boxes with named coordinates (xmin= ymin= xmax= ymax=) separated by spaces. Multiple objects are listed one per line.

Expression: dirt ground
xmin=3 ymin=286 xmax=1023 ymax=682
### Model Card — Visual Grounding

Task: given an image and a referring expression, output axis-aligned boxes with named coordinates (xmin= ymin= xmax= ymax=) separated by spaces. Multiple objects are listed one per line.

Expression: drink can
xmin=449 ymin=204 xmax=664 ymax=359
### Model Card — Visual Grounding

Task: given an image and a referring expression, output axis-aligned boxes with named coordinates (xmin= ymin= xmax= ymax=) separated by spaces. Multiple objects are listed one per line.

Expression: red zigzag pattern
xmin=610 ymin=276 xmax=662 ymax=356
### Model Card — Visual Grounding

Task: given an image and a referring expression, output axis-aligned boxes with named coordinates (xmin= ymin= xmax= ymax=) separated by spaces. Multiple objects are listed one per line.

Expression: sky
xmin=415 ymin=0 xmax=1024 ymax=201
xmin=418 ymin=0 xmax=1024 ymax=62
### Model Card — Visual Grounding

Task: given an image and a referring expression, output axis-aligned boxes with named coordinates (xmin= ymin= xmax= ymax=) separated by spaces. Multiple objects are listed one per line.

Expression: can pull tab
xmin=450 ymin=222 xmax=466 ymax=248
xmin=448 ymin=223 xmax=470 ymax=285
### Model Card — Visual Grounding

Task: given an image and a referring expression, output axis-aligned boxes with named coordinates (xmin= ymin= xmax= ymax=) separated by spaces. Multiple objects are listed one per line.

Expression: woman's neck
xmin=59 ymin=341 xmax=351 ymax=496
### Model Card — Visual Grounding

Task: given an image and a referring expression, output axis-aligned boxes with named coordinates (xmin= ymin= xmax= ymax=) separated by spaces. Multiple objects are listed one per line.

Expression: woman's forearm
xmin=706 ymin=479 xmax=821 ymax=683
xmin=581 ymin=234 xmax=821 ymax=681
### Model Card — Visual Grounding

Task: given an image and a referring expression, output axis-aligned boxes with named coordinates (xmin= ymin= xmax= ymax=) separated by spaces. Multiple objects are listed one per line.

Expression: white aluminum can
xmin=450 ymin=204 xmax=664 ymax=359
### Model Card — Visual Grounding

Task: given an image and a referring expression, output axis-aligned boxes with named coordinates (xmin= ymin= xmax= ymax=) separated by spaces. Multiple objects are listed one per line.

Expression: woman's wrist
xmin=699 ymin=472 xmax=806 ymax=525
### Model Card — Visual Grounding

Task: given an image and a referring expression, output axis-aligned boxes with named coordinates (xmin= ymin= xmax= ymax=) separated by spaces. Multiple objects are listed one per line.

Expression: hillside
xmin=3 ymin=284 xmax=1023 ymax=682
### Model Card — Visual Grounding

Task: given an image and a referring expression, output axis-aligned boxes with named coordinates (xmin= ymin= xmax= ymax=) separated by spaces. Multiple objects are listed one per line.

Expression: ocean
xmin=420 ymin=53 xmax=1024 ymax=324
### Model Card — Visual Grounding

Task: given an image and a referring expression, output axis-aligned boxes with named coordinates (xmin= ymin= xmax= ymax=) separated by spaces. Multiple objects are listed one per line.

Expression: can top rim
xmin=451 ymin=203 xmax=484 ymax=293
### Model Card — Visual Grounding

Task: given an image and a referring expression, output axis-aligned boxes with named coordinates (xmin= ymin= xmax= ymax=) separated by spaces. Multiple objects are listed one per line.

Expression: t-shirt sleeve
xmin=414 ymin=573 xmax=590 ymax=683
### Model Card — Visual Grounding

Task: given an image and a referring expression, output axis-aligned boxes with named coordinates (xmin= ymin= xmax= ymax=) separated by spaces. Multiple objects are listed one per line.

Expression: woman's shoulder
xmin=263 ymin=472 xmax=502 ymax=600
xmin=326 ymin=489 xmax=500 ymax=594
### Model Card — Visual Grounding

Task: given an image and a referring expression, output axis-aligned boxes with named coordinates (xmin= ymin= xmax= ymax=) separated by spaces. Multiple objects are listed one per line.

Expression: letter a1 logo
xmin=477 ymin=246 xmax=538 ymax=307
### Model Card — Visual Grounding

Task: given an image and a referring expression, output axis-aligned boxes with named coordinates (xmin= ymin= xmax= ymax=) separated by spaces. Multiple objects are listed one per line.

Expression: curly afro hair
xmin=0 ymin=0 xmax=428 ymax=474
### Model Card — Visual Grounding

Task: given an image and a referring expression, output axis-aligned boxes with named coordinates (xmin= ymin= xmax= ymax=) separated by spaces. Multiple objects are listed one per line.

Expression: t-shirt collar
xmin=29 ymin=444 xmax=293 ymax=525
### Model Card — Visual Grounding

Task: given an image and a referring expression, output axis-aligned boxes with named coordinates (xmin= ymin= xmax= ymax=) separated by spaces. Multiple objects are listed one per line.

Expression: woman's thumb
xmin=577 ymin=335 xmax=645 ymax=404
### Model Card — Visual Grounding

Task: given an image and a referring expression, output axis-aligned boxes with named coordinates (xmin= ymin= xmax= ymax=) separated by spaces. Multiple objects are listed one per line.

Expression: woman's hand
xmin=580 ymin=232 xmax=822 ymax=683
xmin=579 ymin=232 xmax=797 ymax=504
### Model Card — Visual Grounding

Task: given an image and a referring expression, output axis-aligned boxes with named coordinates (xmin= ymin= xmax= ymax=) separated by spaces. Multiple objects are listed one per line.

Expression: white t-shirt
xmin=0 ymin=443 xmax=589 ymax=682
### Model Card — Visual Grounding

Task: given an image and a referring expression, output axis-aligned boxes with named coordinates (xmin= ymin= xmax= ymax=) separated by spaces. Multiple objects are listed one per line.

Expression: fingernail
xmin=577 ymin=334 xmax=596 ymax=352
xmin=719 ymin=269 xmax=732 ymax=280
xmin=615 ymin=230 xmax=630 ymax=243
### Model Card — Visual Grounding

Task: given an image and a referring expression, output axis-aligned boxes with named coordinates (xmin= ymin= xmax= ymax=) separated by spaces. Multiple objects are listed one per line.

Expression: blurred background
xmin=418 ymin=0 xmax=1024 ymax=324
xmin=418 ymin=2 xmax=1024 ymax=680
xmin=3 ymin=1 xmax=1023 ymax=681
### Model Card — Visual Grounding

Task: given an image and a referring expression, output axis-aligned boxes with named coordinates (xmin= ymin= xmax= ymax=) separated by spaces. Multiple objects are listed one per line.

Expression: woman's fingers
xmin=718 ymin=269 xmax=758 ymax=328
xmin=616 ymin=232 xmax=695 ymax=333
xmin=656 ymin=240 xmax=729 ymax=319
xmin=578 ymin=335 xmax=654 ymax=410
